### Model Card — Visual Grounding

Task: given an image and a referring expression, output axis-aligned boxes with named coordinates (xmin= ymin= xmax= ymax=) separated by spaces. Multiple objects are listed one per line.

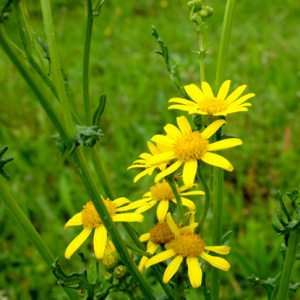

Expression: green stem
xmin=83 ymin=0 xmax=94 ymax=125
xmin=0 ymin=179 xmax=77 ymax=300
xmin=277 ymin=229 xmax=300 ymax=300
xmin=199 ymin=27 xmax=206 ymax=82
xmin=195 ymin=166 xmax=210 ymax=234
xmin=214 ymin=0 xmax=235 ymax=91
xmin=40 ymin=0 xmax=74 ymax=135
xmin=123 ymin=240 xmax=152 ymax=258
xmin=0 ymin=25 xmax=155 ymax=300
xmin=211 ymin=1 xmax=235 ymax=299
xmin=166 ymin=177 xmax=187 ymax=226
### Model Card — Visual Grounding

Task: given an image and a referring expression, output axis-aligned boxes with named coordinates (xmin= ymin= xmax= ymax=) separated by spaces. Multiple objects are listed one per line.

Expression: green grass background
xmin=1 ymin=0 xmax=300 ymax=299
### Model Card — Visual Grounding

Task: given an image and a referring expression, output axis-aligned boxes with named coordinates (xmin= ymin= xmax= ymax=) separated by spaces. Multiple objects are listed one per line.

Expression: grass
xmin=0 ymin=0 xmax=300 ymax=299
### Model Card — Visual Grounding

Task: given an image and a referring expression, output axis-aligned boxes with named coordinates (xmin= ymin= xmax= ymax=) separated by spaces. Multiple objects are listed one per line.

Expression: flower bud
xmin=104 ymin=272 xmax=113 ymax=282
xmin=201 ymin=6 xmax=213 ymax=18
xmin=113 ymin=265 xmax=127 ymax=279
xmin=103 ymin=253 xmax=120 ymax=271
xmin=188 ymin=0 xmax=203 ymax=11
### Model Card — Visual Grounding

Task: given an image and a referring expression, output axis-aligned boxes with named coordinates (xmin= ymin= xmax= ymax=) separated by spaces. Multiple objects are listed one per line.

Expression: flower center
xmin=150 ymin=180 xmax=179 ymax=201
xmin=172 ymin=232 xmax=206 ymax=257
xmin=174 ymin=131 xmax=208 ymax=162
xmin=81 ymin=200 xmax=116 ymax=229
xmin=198 ymin=97 xmax=228 ymax=115
xmin=149 ymin=222 xmax=179 ymax=244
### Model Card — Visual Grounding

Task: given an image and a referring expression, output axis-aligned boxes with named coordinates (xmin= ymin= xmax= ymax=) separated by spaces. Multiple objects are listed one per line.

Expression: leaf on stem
xmin=0 ymin=146 xmax=14 ymax=180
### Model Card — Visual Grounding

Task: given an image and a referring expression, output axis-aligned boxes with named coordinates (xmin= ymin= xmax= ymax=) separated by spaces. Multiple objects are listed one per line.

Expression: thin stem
xmin=166 ymin=177 xmax=187 ymax=226
xmin=40 ymin=0 xmax=74 ymax=135
xmin=0 ymin=179 xmax=77 ymax=300
xmin=199 ymin=28 xmax=206 ymax=82
xmin=277 ymin=229 xmax=300 ymax=300
xmin=214 ymin=0 xmax=235 ymax=91
xmin=123 ymin=240 xmax=152 ymax=258
xmin=83 ymin=0 xmax=94 ymax=125
xmin=195 ymin=167 xmax=210 ymax=234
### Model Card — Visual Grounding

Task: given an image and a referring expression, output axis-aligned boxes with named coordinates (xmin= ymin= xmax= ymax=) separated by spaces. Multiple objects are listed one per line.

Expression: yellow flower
xmin=169 ymin=80 xmax=255 ymax=116
xmin=149 ymin=116 xmax=242 ymax=187
xmin=127 ymin=141 xmax=173 ymax=183
xmin=135 ymin=180 xmax=204 ymax=222
xmin=64 ymin=197 xmax=145 ymax=260
xmin=145 ymin=213 xmax=230 ymax=288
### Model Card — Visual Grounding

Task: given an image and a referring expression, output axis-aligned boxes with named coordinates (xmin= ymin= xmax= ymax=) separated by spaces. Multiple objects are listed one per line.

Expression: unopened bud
xmin=103 ymin=253 xmax=119 ymax=271
xmin=201 ymin=6 xmax=213 ymax=18
xmin=114 ymin=265 xmax=127 ymax=279
xmin=104 ymin=272 xmax=113 ymax=282
xmin=188 ymin=0 xmax=203 ymax=11
xmin=78 ymin=289 xmax=88 ymax=298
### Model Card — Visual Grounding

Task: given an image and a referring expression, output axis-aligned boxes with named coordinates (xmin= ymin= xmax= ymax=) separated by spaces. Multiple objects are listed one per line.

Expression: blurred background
xmin=1 ymin=0 xmax=300 ymax=299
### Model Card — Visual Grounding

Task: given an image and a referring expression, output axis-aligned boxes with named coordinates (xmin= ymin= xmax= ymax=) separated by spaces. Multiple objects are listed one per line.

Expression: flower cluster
xmin=64 ymin=80 xmax=253 ymax=289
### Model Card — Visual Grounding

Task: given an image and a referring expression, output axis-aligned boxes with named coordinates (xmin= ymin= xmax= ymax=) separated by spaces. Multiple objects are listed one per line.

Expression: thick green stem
xmin=277 ymin=229 xmax=300 ymax=300
xmin=195 ymin=167 xmax=210 ymax=234
xmin=199 ymin=28 xmax=206 ymax=82
xmin=83 ymin=0 xmax=93 ymax=125
xmin=40 ymin=0 xmax=74 ymax=135
xmin=166 ymin=177 xmax=187 ymax=226
xmin=0 ymin=179 xmax=77 ymax=300
xmin=211 ymin=1 xmax=235 ymax=299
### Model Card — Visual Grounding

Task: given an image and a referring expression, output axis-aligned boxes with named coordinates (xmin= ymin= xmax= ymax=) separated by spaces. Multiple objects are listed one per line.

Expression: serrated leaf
xmin=92 ymin=94 xmax=106 ymax=128
xmin=0 ymin=146 xmax=13 ymax=180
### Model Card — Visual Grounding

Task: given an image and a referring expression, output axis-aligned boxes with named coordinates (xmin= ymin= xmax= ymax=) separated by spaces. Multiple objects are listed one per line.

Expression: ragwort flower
xmin=135 ymin=179 xmax=204 ymax=222
xmin=128 ymin=141 xmax=173 ymax=182
xmin=149 ymin=116 xmax=242 ymax=187
xmin=145 ymin=213 xmax=230 ymax=288
xmin=64 ymin=197 xmax=145 ymax=259
xmin=169 ymin=80 xmax=255 ymax=116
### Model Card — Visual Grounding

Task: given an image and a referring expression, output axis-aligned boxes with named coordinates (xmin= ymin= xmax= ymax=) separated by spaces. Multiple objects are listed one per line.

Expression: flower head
xmin=128 ymin=141 xmax=173 ymax=182
xmin=169 ymin=80 xmax=254 ymax=116
xmin=135 ymin=180 xmax=204 ymax=222
xmin=149 ymin=116 xmax=242 ymax=187
xmin=64 ymin=197 xmax=145 ymax=260
xmin=145 ymin=213 xmax=230 ymax=288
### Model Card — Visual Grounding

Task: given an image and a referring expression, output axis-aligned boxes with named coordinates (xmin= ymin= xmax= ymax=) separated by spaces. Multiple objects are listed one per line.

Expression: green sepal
xmin=0 ymin=0 xmax=12 ymax=23
xmin=52 ymin=252 xmax=98 ymax=296
xmin=192 ymin=114 xmax=203 ymax=129
xmin=92 ymin=94 xmax=106 ymax=128
xmin=93 ymin=0 xmax=106 ymax=17
xmin=0 ymin=146 xmax=14 ymax=180
xmin=151 ymin=26 xmax=189 ymax=99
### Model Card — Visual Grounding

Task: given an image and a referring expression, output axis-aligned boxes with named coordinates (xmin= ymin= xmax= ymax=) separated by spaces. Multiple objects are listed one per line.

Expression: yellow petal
xmin=187 ymin=256 xmax=202 ymax=288
xmin=163 ymin=255 xmax=183 ymax=283
xmin=139 ymin=232 xmax=150 ymax=242
xmin=166 ymin=212 xmax=180 ymax=237
xmin=206 ymin=138 xmax=243 ymax=152
xmin=143 ymin=191 xmax=152 ymax=198
xmin=151 ymin=135 xmax=175 ymax=147
xmin=64 ymin=213 xmax=83 ymax=229
xmin=94 ymin=226 xmax=107 ymax=259
xmin=201 ymin=152 xmax=234 ymax=172
xmin=154 ymin=160 xmax=183 ymax=183
xmin=169 ymin=98 xmax=197 ymax=106
xmin=179 ymin=183 xmax=198 ymax=192
xmin=217 ymin=80 xmax=231 ymax=100
xmin=181 ymin=197 xmax=196 ymax=211
xmin=148 ymin=151 xmax=176 ymax=165
xmin=200 ymin=252 xmax=230 ymax=271
xmin=227 ymin=93 xmax=255 ymax=108
xmin=184 ymin=84 xmax=205 ymax=102
xmin=157 ymin=200 xmax=169 ymax=223
xmin=113 ymin=213 xmax=144 ymax=223
xmin=205 ymin=245 xmax=230 ymax=255
xmin=177 ymin=116 xmax=192 ymax=134
xmin=113 ymin=197 xmax=131 ymax=207
xmin=168 ymin=104 xmax=194 ymax=112
xmin=133 ymin=168 xmax=151 ymax=183
xmin=164 ymin=124 xmax=183 ymax=139
xmin=201 ymin=119 xmax=227 ymax=139
xmin=187 ymin=109 xmax=208 ymax=115
xmin=147 ymin=241 xmax=159 ymax=254
xmin=179 ymin=191 xmax=205 ymax=196
xmin=139 ymin=153 xmax=152 ymax=159
xmin=116 ymin=201 xmax=150 ymax=212
xmin=183 ymin=160 xmax=198 ymax=188
xmin=138 ymin=256 xmax=149 ymax=273
xmin=135 ymin=200 xmax=157 ymax=214
xmin=224 ymin=107 xmax=248 ymax=114
xmin=147 ymin=141 xmax=160 ymax=156
xmin=225 ymin=84 xmax=247 ymax=104
xmin=65 ymin=228 xmax=92 ymax=259
xmin=145 ymin=249 xmax=176 ymax=269
xmin=201 ymin=81 xmax=214 ymax=98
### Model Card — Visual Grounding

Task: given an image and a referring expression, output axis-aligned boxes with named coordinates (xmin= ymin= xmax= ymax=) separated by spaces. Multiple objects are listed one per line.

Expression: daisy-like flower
xmin=145 ymin=213 xmax=230 ymax=288
xmin=127 ymin=141 xmax=172 ymax=183
xmin=149 ymin=116 xmax=242 ymax=187
xmin=64 ymin=197 xmax=146 ymax=260
xmin=135 ymin=179 xmax=204 ymax=223
xmin=169 ymin=80 xmax=255 ymax=116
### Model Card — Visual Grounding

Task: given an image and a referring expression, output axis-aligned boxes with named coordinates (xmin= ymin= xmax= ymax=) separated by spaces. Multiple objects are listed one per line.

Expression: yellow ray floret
xmin=149 ymin=116 xmax=242 ymax=187
xmin=144 ymin=213 xmax=231 ymax=288
xmin=127 ymin=141 xmax=173 ymax=183
xmin=169 ymin=80 xmax=254 ymax=116
xmin=135 ymin=180 xmax=204 ymax=223
xmin=64 ymin=197 xmax=146 ymax=260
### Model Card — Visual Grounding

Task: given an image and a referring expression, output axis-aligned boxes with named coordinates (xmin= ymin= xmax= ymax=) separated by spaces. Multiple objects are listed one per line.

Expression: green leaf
xmin=93 ymin=0 xmax=106 ymax=17
xmin=0 ymin=146 xmax=13 ymax=180
xmin=0 ymin=0 xmax=13 ymax=22
xmin=52 ymin=134 xmax=67 ymax=156
xmin=38 ymin=37 xmax=50 ymax=61
xmin=287 ymin=189 xmax=299 ymax=203
xmin=92 ymin=94 xmax=106 ymax=128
